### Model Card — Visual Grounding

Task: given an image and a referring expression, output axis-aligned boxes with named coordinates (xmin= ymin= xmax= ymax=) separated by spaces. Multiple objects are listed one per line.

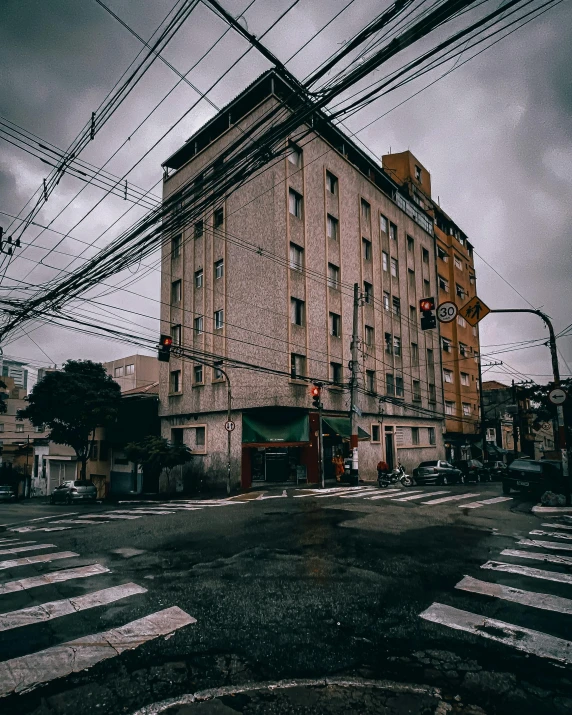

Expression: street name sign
xmin=437 ymin=301 xmax=458 ymax=323
xmin=224 ymin=420 xmax=236 ymax=432
xmin=459 ymin=296 xmax=490 ymax=326
xmin=548 ymin=387 xmax=567 ymax=405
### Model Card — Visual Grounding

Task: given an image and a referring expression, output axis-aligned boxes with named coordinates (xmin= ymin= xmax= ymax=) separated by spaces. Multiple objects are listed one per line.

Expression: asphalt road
xmin=0 ymin=482 xmax=571 ymax=714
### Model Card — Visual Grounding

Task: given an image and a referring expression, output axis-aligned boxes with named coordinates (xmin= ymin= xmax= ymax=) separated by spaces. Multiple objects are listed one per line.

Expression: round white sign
xmin=548 ymin=388 xmax=567 ymax=405
xmin=437 ymin=301 xmax=458 ymax=323
xmin=224 ymin=420 xmax=236 ymax=432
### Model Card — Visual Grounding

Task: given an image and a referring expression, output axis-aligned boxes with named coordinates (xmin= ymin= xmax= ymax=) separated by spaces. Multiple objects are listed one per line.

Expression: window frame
xmin=214 ymin=309 xmax=224 ymax=330
xmin=171 ymin=279 xmax=182 ymax=304
xmin=214 ymin=259 xmax=224 ymax=280
xmin=290 ymin=242 xmax=304 ymax=271
xmin=169 ymin=369 xmax=182 ymax=394
xmin=194 ymin=269 xmax=203 ymax=289
xmin=194 ymin=220 xmax=204 ymax=239
xmin=330 ymin=361 xmax=343 ymax=385
xmin=171 ymin=233 xmax=182 ymax=259
xmin=370 ymin=424 xmax=381 ymax=443
xmin=326 ymin=214 xmax=339 ymax=240
xmin=326 ymin=170 xmax=338 ymax=195
xmin=291 ymin=297 xmax=305 ymax=326
xmin=329 ymin=312 xmax=341 ymax=338
xmin=327 ymin=262 xmax=339 ymax=289
xmin=290 ymin=353 xmax=306 ymax=380
xmin=193 ymin=364 xmax=204 ymax=385
xmin=390 ymin=257 xmax=398 ymax=277
xmin=362 ymin=237 xmax=372 ymax=260
xmin=213 ymin=207 xmax=224 ymax=228
xmin=170 ymin=325 xmax=181 ymax=346
xmin=289 ymin=188 xmax=303 ymax=218
xmin=194 ymin=316 xmax=203 ymax=335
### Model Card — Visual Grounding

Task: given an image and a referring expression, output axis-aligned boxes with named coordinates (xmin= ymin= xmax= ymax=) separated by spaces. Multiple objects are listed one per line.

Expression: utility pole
xmin=319 ymin=391 xmax=325 ymax=489
xmin=349 ymin=283 xmax=360 ymax=485
xmin=512 ymin=380 xmax=520 ymax=458
xmin=478 ymin=357 xmax=502 ymax=464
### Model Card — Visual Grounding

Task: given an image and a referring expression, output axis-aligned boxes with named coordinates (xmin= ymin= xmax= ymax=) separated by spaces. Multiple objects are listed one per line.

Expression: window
xmin=171 ymin=280 xmax=181 ymax=304
xmin=411 ymin=427 xmax=420 ymax=445
xmin=114 ymin=366 xmax=124 ymax=377
xmin=407 ymin=235 xmax=414 ymax=252
xmin=486 ymin=427 xmax=496 ymax=442
xmin=443 ymin=369 xmax=454 ymax=383
xmin=195 ymin=426 xmax=206 ymax=447
xmin=366 ymin=370 xmax=376 ymax=393
xmin=438 ymin=275 xmax=449 ymax=293
xmin=365 ymin=325 xmax=374 ymax=347
xmin=411 ymin=343 xmax=419 ymax=366
xmin=390 ymin=257 xmax=398 ymax=277
xmin=462 ymin=403 xmax=471 ymax=416
xmin=35 ymin=424 xmax=44 ymax=433
xmin=0 ymin=424 xmax=3 ymax=433
xmin=326 ymin=171 xmax=338 ymax=194
xmin=289 ymin=188 xmax=302 ymax=218
xmin=328 ymin=263 xmax=339 ymax=289
xmin=16 ymin=423 xmax=24 ymax=433
xmin=414 ymin=165 xmax=422 ymax=181
xmin=393 ymin=336 xmax=401 ymax=356
xmin=371 ymin=424 xmax=381 ymax=443
xmin=195 ymin=269 xmax=203 ymax=288
xmin=386 ymin=373 xmax=395 ymax=396
xmin=214 ymin=309 xmax=224 ymax=330
xmin=442 ymin=337 xmax=451 ymax=353
xmin=287 ymin=143 xmax=302 ymax=168
xmin=290 ymin=243 xmax=304 ymax=271
xmin=408 ymin=268 xmax=415 ymax=292
xmin=428 ymin=427 xmax=436 ymax=445
xmin=380 ymin=214 xmax=388 ymax=234
xmin=362 ymin=238 xmax=372 ymax=260
xmin=454 ymin=255 xmax=462 ymax=270
xmin=385 ymin=332 xmax=392 ymax=353
xmin=171 ymin=325 xmax=181 ymax=346
xmin=327 ymin=214 xmax=338 ymax=240
xmin=438 ymin=247 xmax=448 ymax=261
xmin=410 ymin=305 xmax=417 ymax=326
xmin=214 ymin=259 xmax=224 ymax=280
xmin=445 ymin=401 xmax=455 ymax=416
xmin=194 ymin=220 xmax=203 ymax=238
xmin=395 ymin=376 xmax=404 ymax=397
xmin=457 ymin=315 xmax=466 ymax=328
xmin=461 ymin=372 xmax=470 ymax=386
xmin=389 ymin=223 xmax=397 ymax=242
xmin=392 ymin=296 xmax=400 ymax=316
xmin=330 ymin=312 xmax=341 ymax=337
xmin=429 ymin=384 xmax=437 ymax=403
xmin=422 ymin=248 xmax=429 ymax=264
xmin=194 ymin=316 xmax=203 ymax=334
xmin=459 ymin=342 xmax=468 ymax=357
xmin=170 ymin=370 xmax=181 ymax=393
xmin=214 ymin=207 xmax=224 ymax=228
xmin=383 ymin=292 xmax=390 ymax=311
xmin=171 ymin=233 xmax=182 ymax=259
xmin=423 ymin=279 xmax=430 ymax=296
xmin=456 ymin=284 xmax=466 ymax=300
xmin=194 ymin=365 xmax=204 ymax=384
xmin=291 ymin=298 xmax=305 ymax=326
xmin=413 ymin=381 xmax=421 ymax=402
xmin=382 ymin=251 xmax=388 ymax=272
xmin=361 ymin=199 xmax=370 ymax=222
xmin=364 ymin=281 xmax=373 ymax=304
xmin=291 ymin=353 xmax=306 ymax=379
xmin=330 ymin=361 xmax=343 ymax=385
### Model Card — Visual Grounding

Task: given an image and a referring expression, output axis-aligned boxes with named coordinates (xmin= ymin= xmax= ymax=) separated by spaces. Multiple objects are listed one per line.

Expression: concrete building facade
xmin=159 ymin=72 xmax=454 ymax=490
xmin=103 ymin=354 xmax=159 ymax=393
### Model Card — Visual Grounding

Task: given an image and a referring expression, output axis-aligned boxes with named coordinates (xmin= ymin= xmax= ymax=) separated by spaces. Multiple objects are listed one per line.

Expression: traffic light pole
xmin=319 ymin=399 xmax=325 ymax=489
xmin=349 ymin=283 xmax=360 ymax=484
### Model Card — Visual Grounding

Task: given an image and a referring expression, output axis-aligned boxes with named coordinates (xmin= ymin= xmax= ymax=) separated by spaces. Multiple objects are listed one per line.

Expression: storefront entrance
xmin=251 ymin=446 xmax=303 ymax=483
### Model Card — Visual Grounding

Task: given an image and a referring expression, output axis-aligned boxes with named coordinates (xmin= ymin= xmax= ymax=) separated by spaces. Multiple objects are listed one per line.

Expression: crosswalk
xmin=419 ymin=512 xmax=572 ymax=666
xmin=0 ymin=537 xmax=196 ymax=698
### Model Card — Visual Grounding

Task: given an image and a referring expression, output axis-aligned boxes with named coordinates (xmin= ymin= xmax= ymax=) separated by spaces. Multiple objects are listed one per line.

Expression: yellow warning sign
xmin=459 ymin=296 xmax=490 ymax=326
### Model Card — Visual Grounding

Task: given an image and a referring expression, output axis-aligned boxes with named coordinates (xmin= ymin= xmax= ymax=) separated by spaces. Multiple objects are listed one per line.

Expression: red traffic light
xmin=419 ymin=298 xmax=435 ymax=312
xmin=310 ymin=386 xmax=320 ymax=397
xmin=160 ymin=335 xmax=173 ymax=347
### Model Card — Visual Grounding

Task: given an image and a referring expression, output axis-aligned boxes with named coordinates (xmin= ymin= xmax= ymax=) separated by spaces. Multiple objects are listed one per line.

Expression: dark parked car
xmin=0 ymin=485 xmax=16 ymax=502
xmin=454 ymin=459 xmax=489 ymax=483
xmin=50 ymin=479 xmax=97 ymax=504
xmin=413 ymin=460 xmax=463 ymax=485
xmin=486 ymin=461 xmax=508 ymax=481
xmin=503 ymin=459 xmax=563 ymax=496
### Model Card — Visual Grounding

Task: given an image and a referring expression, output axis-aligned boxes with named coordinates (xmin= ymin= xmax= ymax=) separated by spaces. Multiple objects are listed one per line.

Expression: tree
xmin=0 ymin=379 xmax=7 ymax=415
xmin=125 ymin=436 xmax=192 ymax=493
xmin=522 ymin=378 xmax=572 ymax=447
xmin=19 ymin=360 xmax=121 ymax=480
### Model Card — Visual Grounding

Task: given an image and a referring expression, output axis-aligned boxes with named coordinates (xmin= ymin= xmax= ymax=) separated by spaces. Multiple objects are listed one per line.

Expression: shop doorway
xmin=251 ymin=447 xmax=301 ymax=483
xmin=385 ymin=430 xmax=395 ymax=470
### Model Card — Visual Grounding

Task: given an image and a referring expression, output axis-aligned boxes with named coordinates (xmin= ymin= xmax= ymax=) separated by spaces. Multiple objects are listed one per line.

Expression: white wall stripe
xmin=456 ymin=575 xmax=572 ymax=615
xmin=392 ymin=491 xmax=449 ymax=502
xmin=421 ymin=493 xmax=481 ymax=505
xmin=459 ymin=497 xmax=513 ymax=509
xmin=420 ymin=602 xmax=572 ymax=664
xmin=0 ymin=551 xmax=78 ymax=571
xmin=0 ymin=564 xmax=110 ymax=595
xmin=0 ymin=582 xmax=147 ymax=631
xmin=482 ymin=560 xmax=572 ymax=586
xmin=529 ymin=530 xmax=572 ymax=541
xmin=518 ymin=539 xmax=572 ymax=552
xmin=0 ymin=544 xmax=55 ymax=557
xmin=0 ymin=606 xmax=196 ymax=697
xmin=541 ymin=523 xmax=572 ymax=531
xmin=501 ymin=548 xmax=572 ymax=566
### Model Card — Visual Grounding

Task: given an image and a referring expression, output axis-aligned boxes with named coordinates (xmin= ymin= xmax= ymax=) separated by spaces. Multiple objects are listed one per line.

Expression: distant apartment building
xmin=1 ymin=358 xmax=29 ymax=391
xmin=159 ymin=70 xmax=455 ymax=490
xmin=383 ymin=152 xmax=481 ymax=461
xmin=103 ymin=354 xmax=159 ymax=393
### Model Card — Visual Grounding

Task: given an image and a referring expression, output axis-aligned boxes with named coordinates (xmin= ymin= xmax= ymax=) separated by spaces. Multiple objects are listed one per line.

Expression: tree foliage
xmin=19 ymin=360 xmax=121 ymax=477
xmin=522 ymin=378 xmax=572 ymax=442
xmin=125 ymin=436 xmax=192 ymax=492
xmin=0 ymin=379 xmax=7 ymax=415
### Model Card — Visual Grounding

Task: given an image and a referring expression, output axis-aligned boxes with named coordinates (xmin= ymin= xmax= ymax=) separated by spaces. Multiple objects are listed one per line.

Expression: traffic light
xmin=419 ymin=297 xmax=436 ymax=330
xmin=157 ymin=334 xmax=173 ymax=362
xmin=311 ymin=384 xmax=322 ymax=409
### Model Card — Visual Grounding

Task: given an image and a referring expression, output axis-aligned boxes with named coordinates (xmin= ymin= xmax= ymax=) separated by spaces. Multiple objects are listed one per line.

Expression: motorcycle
xmin=377 ymin=462 xmax=413 ymax=488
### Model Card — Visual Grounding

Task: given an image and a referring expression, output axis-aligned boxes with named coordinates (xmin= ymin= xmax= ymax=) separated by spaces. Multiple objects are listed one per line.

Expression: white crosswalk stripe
xmin=541 ymin=523 xmax=572 ymax=530
xmin=0 ymin=564 xmax=110 ymax=595
xmin=518 ymin=538 xmax=572 ymax=552
xmin=501 ymin=548 xmax=572 ymax=566
xmin=459 ymin=496 xmax=513 ymax=509
xmin=366 ymin=489 xmax=411 ymax=500
xmin=0 ymin=551 xmax=78 ymax=570
xmin=421 ymin=492 xmax=481 ymax=505
xmin=392 ymin=491 xmax=449 ymax=501
xmin=0 ymin=544 xmax=55 ymax=557
xmin=529 ymin=530 xmax=572 ymax=541
xmin=481 ymin=560 xmax=572 ymax=586
xmin=455 ymin=575 xmax=572 ymax=615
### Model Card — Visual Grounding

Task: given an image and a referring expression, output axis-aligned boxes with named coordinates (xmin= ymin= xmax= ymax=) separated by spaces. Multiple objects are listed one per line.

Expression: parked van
xmin=503 ymin=459 xmax=563 ymax=496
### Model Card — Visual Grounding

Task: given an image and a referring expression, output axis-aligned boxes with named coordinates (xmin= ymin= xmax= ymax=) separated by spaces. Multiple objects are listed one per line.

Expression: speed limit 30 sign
xmin=437 ymin=301 xmax=458 ymax=323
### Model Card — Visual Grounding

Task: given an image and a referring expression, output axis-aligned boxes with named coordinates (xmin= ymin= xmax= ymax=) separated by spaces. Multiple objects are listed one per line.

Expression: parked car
xmin=50 ymin=479 xmax=97 ymax=504
xmin=0 ymin=485 xmax=16 ymax=502
xmin=486 ymin=461 xmax=507 ymax=481
xmin=454 ymin=459 xmax=489 ymax=483
xmin=412 ymin=460 xmax=463 ymax=485
xmin=503 ymin=459 xmax=563 ymax=496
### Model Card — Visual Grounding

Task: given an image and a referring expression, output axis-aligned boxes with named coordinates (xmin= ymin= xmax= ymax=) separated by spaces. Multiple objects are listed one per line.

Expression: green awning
xmin=322 ymin=417 xmax=370 ymax=441
xmin=242 ymin=413 xmax=309 ymax=444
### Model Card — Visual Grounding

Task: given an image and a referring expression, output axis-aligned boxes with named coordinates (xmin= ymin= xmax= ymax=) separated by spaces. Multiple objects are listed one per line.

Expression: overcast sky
xmin=0 ymin=0 xmax=570 ymax=387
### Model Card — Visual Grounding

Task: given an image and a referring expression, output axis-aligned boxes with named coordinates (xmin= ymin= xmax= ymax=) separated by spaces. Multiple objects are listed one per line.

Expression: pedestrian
xmin=332 ymin=453 xmax=344 ymax=482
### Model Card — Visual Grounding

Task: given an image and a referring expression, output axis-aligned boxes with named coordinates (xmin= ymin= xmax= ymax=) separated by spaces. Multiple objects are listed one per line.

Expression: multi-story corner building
xmin=1 ymin=358 xmax=29 ymax=391
xmin=159 ymin=71 xmax=451 ymax=490
xmin=383 ymin=152 xmax=481 ymax=461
